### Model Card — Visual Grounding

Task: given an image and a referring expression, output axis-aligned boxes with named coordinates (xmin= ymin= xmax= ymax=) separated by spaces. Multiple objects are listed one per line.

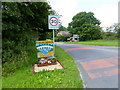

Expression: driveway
xmin=55 ymin=42 xmax=119 ymax=88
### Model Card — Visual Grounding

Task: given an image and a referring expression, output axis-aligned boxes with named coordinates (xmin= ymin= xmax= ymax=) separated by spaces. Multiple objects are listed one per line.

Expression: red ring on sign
xmin=49 ymin=17 xmax=58 ymax=26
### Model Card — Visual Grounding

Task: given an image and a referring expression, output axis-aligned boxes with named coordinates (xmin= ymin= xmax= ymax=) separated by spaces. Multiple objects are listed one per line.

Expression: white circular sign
xmin=49 ymin=17 xmax=58 ymax=26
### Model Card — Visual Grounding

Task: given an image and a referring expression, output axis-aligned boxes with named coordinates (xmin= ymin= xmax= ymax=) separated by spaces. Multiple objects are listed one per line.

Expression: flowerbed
xmin=35 ymin=58 xmax=57 ymax=67
xmin=33 ymin=57 xmax=64 ymax=73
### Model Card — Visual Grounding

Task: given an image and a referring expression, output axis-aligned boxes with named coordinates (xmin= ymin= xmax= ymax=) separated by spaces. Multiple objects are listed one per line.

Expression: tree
xmin=2 ymin=1 xmax=52 ymax=58
xmin=68 ymin=12 xmax=102 ymax=41
xmin=2 ymin=2 xmax=53 ymax=76
xmin=58 ymin=26 xmax=67 ymax=31
xmin=101 ymin=23 xmax=120 ymax=40
xmin=106 ymin=23 xmax=120 ymax=34
xmin=2 ymin=2 xmax=52 ymax=41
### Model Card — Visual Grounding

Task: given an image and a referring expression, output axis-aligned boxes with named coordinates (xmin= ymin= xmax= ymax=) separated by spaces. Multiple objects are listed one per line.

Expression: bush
xmin=2 ymin=2 xmax=52 ymax=76
xmin=2 ymin=31 xmax=38 ymax=76
xmin=55 ymin=35 xmax=67 ymax=42
xmin=2 ymin=44 xmax=38 ymax=76
xmin=101 ymin=32 xmax=118 ymax=40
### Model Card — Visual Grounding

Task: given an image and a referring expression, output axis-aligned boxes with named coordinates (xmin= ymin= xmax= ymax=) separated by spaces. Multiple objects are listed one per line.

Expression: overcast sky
xmin=48 ymin=0 xmax=119 ymax=28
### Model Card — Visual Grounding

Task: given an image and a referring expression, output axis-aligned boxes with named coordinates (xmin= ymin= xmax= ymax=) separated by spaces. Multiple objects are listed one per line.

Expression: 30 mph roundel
xmin=49 ymin=17 xmax=58 ymax=26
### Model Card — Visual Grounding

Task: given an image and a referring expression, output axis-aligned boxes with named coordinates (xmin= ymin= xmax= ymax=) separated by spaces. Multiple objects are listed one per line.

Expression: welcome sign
xmin=36 ymin=40 xmax=54 ymax=58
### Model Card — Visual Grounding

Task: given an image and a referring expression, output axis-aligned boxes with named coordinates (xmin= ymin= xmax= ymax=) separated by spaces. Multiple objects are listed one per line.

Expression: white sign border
xmin=48 ymin=15 xmax=59 ymax=29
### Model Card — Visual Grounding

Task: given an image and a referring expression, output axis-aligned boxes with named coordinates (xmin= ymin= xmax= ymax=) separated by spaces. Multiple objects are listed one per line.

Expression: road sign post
xmin=53 ymin=29 xmax=55 ymax=57
xmin=48 ymin=15 xmax=59 ymax=57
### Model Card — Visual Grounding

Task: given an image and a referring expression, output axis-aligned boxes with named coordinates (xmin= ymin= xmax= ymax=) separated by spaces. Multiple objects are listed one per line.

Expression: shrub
xmin=55 ymin=35 xmax=67 ymax=42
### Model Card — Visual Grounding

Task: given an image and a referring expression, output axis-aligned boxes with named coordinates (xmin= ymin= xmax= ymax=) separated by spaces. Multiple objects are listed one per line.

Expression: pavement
xmin=55 ymin=42 xmax=119 ymax=88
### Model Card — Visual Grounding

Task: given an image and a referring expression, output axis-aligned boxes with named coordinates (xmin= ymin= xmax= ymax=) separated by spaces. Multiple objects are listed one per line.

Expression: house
xmin=57 ymin=31 xmax=71 ymax=37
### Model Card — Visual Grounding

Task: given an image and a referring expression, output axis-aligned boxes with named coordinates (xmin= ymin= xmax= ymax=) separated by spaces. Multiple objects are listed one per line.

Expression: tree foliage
xmin=101 ymin=23 xmax=120 ymax=40
xmin=2 ymin=2 xmax=52 ymax=40
xmin=58 ymin=26 xmax=67 ymax=31
xmin=2 ymin=2 xmax=52 ymax=76
xmin=68 ymin=12 xmax=102 ymax=41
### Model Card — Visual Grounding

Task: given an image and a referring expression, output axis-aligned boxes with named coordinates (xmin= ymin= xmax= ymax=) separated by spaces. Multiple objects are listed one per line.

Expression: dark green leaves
xmin=2 ymin=2 xmax=52 ymax=76
xmin=68 ymin=11 xmax=102 ymax=41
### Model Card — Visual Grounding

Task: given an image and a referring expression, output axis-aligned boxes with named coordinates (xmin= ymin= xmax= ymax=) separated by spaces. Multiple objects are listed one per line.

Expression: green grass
xmin=2 ymin=46 xmax=83 ymax=88
xmin=65 ymin=40 xmax=119 ymax=47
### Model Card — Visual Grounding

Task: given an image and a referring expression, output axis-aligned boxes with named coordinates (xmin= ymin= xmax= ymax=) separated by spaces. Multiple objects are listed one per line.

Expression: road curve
xmin=55 ymin=42 xmax=119 ymax=88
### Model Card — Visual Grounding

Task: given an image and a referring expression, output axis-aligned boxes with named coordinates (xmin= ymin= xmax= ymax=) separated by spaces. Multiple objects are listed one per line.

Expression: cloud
xmin=48 ymin=0 xmax=119 ymax=27
xmin=48 ymin=0 xmax=80 ymax=27
xmin=93 ymin=3 xmax=118 ymax=27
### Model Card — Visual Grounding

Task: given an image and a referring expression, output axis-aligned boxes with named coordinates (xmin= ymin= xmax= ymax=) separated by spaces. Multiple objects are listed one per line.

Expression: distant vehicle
xmin=67 ymin=34 xmax=79 ymax=42
xmin=67 ymin=38 xmax=71 ymax=42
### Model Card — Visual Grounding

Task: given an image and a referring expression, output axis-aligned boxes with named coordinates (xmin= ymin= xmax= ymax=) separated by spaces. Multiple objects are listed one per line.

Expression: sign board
xmin=36 ymin=40 xmax=54 ymax=58
xmin=48 ymin=15 xmax=59 ymax=29
xmin=73 ymin=35 xmax=79 ymax=38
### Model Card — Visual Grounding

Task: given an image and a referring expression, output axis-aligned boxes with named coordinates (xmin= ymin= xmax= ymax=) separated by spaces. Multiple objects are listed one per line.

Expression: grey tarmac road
xmin=55 ymin=42 xmax=119 ymax=88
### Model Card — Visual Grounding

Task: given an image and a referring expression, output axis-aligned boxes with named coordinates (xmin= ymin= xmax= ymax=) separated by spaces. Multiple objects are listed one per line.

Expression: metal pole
xmin=53 ymin=29 xmax=55 ymax=57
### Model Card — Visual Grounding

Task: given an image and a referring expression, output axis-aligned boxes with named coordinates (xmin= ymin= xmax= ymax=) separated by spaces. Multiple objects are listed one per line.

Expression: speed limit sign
xmin=48 ymin=15 xmax=59 ymax=29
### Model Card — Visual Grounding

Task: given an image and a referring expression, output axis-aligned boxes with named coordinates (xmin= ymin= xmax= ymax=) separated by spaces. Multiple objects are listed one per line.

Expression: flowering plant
xmin=37 ymin=58 xmax=56 ymax=64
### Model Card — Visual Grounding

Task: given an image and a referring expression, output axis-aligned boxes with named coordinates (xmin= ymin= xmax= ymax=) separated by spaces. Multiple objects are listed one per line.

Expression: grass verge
xmin=65 ymin=40 xmax=119 ymax=47
xmin=2 ymin=46 xmax=83 ymax=88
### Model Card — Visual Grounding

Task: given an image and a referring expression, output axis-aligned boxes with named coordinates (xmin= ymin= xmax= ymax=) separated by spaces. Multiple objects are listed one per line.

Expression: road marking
xmin=87 ymin=68 xmax=119 ymax=79
xmin=65 ymin=48 xmax=93 ymax=51
xmin=80 ymin=57 xmax=119 ymax=79
xmin=65 ymin=46 xmax=118 ymax=51
xmin=80 ymin=57 xmax=118 ymax=71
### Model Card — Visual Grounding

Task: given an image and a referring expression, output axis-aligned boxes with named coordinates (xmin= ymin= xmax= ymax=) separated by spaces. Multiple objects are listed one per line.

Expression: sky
xmin=48 ymin=0 xmax=119 ymax=28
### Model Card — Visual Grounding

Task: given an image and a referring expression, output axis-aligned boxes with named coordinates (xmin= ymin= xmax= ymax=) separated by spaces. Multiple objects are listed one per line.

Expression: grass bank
xmin=2 ymin=46 xmax=83 ymax=88
xmin=65 ymin=40 xmax=119 ymax=47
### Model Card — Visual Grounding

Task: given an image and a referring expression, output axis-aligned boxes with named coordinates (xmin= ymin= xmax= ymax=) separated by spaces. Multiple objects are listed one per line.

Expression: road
xmin=55 ymin=42 xmax=119 ymax=88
